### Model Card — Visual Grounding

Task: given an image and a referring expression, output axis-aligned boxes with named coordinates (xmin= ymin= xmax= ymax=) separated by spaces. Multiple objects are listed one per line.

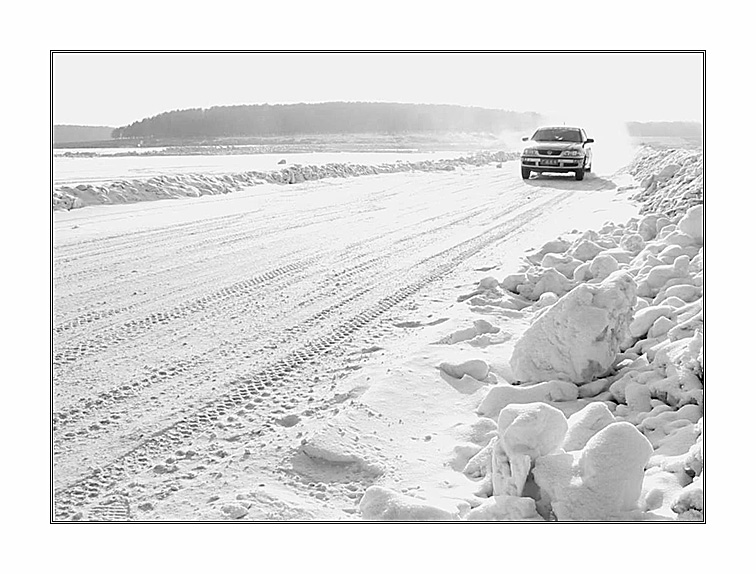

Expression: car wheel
xmin=521 ymin=167 xmax=531 ymax=180
xmin=585 ymin=164 xmax=592 ymax=173
xmin=575 ymin=169 xmax=585 ymax=181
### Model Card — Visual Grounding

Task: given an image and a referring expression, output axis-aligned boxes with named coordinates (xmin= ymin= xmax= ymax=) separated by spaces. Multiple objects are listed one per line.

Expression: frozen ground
xmin=52 ymin=148 xmax=701 ymax=521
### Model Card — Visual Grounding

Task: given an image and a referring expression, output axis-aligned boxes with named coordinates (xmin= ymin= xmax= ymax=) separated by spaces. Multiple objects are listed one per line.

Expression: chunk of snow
xmin=302 ymin=421 xmax=384 ymax=475
xmin=620 ymin=233 xmax=645 ymax=255
xmin=647 ymin=315 xmax=675 ymax=339
xmin=625 ymin=382 xmax=653 ymax=413
xmin=659 ymin=284 xmax=701 ymax=303
xmin=477 ymin=276 xmax=499 ymax=289
xmin=501 ymin=272 xmax=527 ymax=293
xmin=449 ymin=442 xmax=485 ymax=471
xmin=534 ymin=422 xmax=653 ymax=521
xmin=527 ymin=238 xmax=571 ymax=264
xmin=573 ymin=261 xmax=592 ymax=283
xmin=466 ymin=495 xmax=543 ymax=521
xmin=637 ymin=215 xmax=660 ymax=241
xmin=517 ymin=267 xmax=574 ymax=301
xmin=510 ymin=271 xmax=637 ymax=384
xmin=488 ymin=403 xmax=568 ymax=497
xmin=439 ymin=359 xmax=489 ymax=381
xmin=671 ymin=474 xmax=703 ymax=520
xmin=462 ymin=437 xmax=496 ymax=480
xmin=435 ymin=319 xmax=500 ymax=345
xmin=640 ymin=467 xmax=685 ymax=515
xmin=562 ymin=402 xmax=616 ymax=451
xmin=477 ymin=380 xmax=578 ymax=419
xmin=532 ymin=292 xmax=559 ymax=310
xmin=359 ymin=486 xmax=465 ymax=521
xmin=629 ymin=305 xmax=676 ymax=338
xmin=588 ymin=254 xmax=619 ymax=282
xmin=498 ymin=402 xmax=568 ymax=460
xmin=636 ymin=255 xmax=690 ymax=298
xmin=541 ymin=253 xmax=581 ymax=278
xmin=570 ymin=239 xmax=604 ymax=262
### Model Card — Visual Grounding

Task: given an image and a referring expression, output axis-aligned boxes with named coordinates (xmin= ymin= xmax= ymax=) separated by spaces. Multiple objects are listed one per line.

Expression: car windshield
xmin=532 ymin=128 xmax=582 ymax=143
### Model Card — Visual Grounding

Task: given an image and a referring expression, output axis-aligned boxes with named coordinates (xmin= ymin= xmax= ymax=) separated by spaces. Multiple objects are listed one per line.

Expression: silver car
xmin=520 ymin=126 xmax=594 ymax=181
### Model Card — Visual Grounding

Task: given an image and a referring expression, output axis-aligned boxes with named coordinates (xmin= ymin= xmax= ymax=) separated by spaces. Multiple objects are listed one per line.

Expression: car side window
xmin=581 ymin=129 xmax=587 ymax=142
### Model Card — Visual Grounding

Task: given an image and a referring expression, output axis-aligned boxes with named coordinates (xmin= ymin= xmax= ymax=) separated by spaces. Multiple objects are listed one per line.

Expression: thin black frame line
xmin=49 ymin=50 xmax=705 ymax=524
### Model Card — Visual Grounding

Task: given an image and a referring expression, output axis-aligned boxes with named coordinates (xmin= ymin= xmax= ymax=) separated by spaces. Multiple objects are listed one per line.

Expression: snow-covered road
xmin=52 ymin=162 xmax=637 ymax=520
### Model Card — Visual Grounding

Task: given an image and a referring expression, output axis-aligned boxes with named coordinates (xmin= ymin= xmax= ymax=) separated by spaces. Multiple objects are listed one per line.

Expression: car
xmin=520 ymin=126 xmax=594 ymax=181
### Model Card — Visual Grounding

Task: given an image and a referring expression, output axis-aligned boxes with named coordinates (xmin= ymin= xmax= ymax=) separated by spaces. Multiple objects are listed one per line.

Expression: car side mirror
xmin=522 ymin=136 xmax=529 ymax=141
xmin=585 ymin=138 xmax=594 ymax=144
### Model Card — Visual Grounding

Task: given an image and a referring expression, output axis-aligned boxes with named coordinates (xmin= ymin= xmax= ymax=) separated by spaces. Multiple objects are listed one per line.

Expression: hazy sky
xmin=52 ymin=52 xmax=703 ymax=127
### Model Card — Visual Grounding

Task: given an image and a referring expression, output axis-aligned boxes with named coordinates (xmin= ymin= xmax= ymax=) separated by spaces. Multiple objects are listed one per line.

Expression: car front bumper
xmin=521 ymin=156 xmax=586 ymax=171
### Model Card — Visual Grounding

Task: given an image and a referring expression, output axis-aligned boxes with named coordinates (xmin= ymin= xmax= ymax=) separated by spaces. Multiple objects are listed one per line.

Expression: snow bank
xmin=448 ymin=147 xmax=703 ymax=520
xmin=628 ymin=147 xmax=703 ymax=218
xmin=52 ymin=151 xmax=519 ymax=211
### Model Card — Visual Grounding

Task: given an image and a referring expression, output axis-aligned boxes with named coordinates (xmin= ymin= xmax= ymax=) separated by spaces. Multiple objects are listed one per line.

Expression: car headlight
xmin=562 ymin=150 xmax=584 ymax=157
xmin=522 ymin=148 xmax=538 ymax=156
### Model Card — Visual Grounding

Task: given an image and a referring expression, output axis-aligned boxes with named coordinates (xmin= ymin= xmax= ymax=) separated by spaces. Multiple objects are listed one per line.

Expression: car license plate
xmin=541 ymin=159 xmax=559 ymax=166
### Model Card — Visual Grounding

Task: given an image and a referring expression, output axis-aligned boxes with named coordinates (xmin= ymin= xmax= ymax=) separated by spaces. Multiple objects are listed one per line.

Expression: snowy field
xmin=52 ymin=148 xmax=702 ymax=521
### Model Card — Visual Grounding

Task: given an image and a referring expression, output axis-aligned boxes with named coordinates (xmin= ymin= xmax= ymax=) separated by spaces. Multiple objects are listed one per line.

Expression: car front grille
xmin=539 ymin=149 xmax=562 ymax=156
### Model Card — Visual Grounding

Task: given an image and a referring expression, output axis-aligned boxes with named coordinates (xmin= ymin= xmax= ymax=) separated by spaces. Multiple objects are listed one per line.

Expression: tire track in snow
xmin=52 ymin=193 xmax=571 ymax=520
xmin=52 ymin=257 xmax=321 ymax=366
xmin=52 ymin=183 xmax=554 ymax=457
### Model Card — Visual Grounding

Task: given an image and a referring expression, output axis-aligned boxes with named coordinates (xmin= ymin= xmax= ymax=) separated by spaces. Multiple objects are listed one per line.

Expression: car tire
xmin=585 ymin=164 xmax=592 ymax=173
xmin=575 ymin=169 xmax=585 ymax=181
xmin=521 ymin=167 xmax=531 ymax=180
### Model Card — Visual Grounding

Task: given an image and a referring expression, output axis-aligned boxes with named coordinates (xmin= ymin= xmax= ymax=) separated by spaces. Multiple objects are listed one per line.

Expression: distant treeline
xmin=112 ymin=103 xmax=543 ymax=139
xmin=53 ymin=113 xmax=704 ymax=146
xmin=626 ymin=121 xmax=702 ymax=138
xmin=53 ymin=125 xmax=115 ymax=144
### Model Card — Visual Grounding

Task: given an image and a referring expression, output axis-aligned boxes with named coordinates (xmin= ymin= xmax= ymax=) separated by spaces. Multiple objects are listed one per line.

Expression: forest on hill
xmin=53 ymin=125 xmax=114 ymax=144
xmin=112 ymin=103 xmax=543 ymax=139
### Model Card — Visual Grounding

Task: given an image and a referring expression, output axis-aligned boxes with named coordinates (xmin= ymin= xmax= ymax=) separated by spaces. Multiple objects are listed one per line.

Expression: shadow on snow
xmin=522 ymin=172 xmax=617 ymax=191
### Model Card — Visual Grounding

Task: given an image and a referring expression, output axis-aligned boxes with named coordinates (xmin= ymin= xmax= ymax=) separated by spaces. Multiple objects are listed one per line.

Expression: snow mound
xmin=491 ymin=403 xmax=567 ymax=497
xmin=452 ymin=157 xmax=703 ymax=519
xmin=534 ymin=421 xmax=653 ymax=521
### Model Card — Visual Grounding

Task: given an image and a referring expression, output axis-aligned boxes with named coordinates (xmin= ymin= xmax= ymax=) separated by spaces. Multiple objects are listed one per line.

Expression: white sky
xmin=52 ymin=52 xmax=703 ymax=127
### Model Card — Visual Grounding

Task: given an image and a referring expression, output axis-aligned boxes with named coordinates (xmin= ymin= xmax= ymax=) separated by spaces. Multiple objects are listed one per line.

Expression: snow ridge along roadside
xmin=52 ymin=151 xmax=520 ymax=211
